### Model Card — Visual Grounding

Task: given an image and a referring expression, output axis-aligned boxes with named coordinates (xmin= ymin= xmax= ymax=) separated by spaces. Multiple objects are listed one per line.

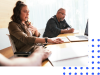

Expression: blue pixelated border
xmin=63 ymin=39 xmax=100 ymax=75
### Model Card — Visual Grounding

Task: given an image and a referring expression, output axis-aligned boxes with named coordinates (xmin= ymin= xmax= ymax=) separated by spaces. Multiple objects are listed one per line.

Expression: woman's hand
xmin=28 ymin=25 xmax=37 ymax=33
xmin=48 ymin=38 xmax=64 ymax=44
xmin=28 ymin=24 xmax=40 ymax=37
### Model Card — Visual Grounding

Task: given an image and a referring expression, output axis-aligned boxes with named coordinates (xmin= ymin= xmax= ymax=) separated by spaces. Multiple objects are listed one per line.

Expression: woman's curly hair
xmin=11 ymin=1 xmax=29 ymax=24
xmin=11 ymin=1 xmax=30 ymax=33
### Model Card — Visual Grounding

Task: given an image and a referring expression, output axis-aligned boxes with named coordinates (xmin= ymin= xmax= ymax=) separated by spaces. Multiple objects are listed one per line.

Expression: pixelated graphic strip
xmin=62 ymin=39 xmax=100 ymax=75
xmin=90 ymin=38 xmax=100 ymax=72
xmin=63 ymin=67 xmax=100 ymax=75
xmin=63 ymin=67 xmax=89 ymax=75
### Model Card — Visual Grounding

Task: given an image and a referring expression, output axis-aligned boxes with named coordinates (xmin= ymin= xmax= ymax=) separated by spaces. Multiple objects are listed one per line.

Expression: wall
xmin=0 ymin=0 xmax=26 ymax=28
xmin=0 ymin=28 xmax=10 ymax=50
xmin=0 ymin=0 xmax=26 ymax=50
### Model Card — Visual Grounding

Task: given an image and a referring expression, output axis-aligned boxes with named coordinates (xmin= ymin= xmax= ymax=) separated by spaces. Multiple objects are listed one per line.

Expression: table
xmin=0 ymin=32 xmax=88 ymax=66
xmin=42 ymin=32 xmax=89 ymax=67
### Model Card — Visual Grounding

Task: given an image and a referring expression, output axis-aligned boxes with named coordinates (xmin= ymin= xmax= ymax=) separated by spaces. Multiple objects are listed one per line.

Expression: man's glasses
xmin=59 ymin=12 xmax=66 ymax=16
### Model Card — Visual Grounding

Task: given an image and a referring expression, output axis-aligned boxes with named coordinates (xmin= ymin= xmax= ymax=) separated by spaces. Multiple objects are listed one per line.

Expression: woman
xmin=8 ymin=1 xmax=64 ymax=53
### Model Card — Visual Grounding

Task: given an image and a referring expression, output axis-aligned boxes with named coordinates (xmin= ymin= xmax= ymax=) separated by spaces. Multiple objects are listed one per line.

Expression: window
xmin=26 ymin=0 xmax=88 ymax=32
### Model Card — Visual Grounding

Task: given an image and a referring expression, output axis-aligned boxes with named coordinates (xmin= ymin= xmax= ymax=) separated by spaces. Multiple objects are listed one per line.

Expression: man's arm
xmin=49 ymin=19 xmax=74 ymax=34
xmin=60 ymin=20 xmax=74 ymax=34
xmin=64 ymin=20 xmax=71 ymax=28
xmin=61 ymin=28 xmax=74 ymax=34
xmin=48 ymin=19 xmax=61 ymax=36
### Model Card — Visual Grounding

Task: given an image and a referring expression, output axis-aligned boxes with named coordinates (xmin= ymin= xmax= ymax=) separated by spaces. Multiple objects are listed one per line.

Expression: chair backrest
xmin=38 ymin=28 xmax=45 ymax=38
xmin=6 ymin=34 xmax=16 ymax=53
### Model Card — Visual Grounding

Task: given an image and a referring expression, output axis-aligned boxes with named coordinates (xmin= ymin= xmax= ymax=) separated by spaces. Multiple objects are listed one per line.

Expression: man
xmin=43 ymin=8 xmax=74 ymax=38
xmin=0 ymin=46 xmax=51 ymax=66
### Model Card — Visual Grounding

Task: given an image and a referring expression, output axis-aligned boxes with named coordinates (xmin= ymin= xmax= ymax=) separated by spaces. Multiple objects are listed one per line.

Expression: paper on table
xmin=51 ymin=56 xmax=88 ymax=66
xmin=48 ymin=45 xmax=88 ymax=62
xmin=73 ymin=30 xmax=79 ymax=33
xmin=52 ymin=37 xmax=70 ymax=43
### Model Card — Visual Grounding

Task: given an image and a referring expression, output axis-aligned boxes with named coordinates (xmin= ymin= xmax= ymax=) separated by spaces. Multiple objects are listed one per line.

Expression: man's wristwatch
xmin=45 ymin=37 xmax=48 ymax=43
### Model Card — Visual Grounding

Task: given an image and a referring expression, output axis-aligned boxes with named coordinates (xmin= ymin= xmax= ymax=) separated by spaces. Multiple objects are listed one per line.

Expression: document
xmin=73 ymin=30 xmax=79 ymax=33
xmin=52 ymin=37 xmax=70 ymax=43
xmin=48 ymin=45 xmax=88 ymax=62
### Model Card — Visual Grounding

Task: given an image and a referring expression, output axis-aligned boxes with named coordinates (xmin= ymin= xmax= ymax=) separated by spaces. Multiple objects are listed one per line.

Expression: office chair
xmin=6 ymin=34 xmax=31 ymax=57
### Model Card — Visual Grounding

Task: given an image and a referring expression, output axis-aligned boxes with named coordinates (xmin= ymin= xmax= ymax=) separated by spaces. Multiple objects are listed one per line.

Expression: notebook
xmin=48 ymin=43 xmax=88 ymax=62
xmin=67 ymin=20 xmax=88 ymax=42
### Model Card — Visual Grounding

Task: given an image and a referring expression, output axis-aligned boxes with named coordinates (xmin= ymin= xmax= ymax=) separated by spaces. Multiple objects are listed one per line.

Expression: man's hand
xmin=61 ymin=28 xmax=74 ymax=33
xmin=68 ymin=28 xmax=74 ymax=33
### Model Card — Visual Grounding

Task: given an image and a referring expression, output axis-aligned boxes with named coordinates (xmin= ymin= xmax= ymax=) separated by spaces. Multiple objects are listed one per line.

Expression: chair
xmin=6 ymin=34 xmax=31 ymax=57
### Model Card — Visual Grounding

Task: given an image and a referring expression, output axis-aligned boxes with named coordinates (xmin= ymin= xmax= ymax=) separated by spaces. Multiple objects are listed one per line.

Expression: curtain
xmin=26 ymin=0 xmax=88 ymax=32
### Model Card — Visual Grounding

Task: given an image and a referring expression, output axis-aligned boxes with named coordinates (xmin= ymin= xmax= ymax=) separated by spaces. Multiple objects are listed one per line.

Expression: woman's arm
xmin=34 ymin=38 xmax=64 ymax=44
xmin=28 ymin=25 xmax=40 ymax=37
xmin=34 ymin=29 xmax=40 ymax=37
xmin=8 ymin=22 xmax=36 ymax=45
xmin=28 ymin=25 xmax=64 ymax=44
xmin=8 ymin=22 xmax=63 ymax=45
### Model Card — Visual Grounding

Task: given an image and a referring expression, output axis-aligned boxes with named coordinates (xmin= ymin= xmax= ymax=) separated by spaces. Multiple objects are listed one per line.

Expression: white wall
xmin=27 ymin=0 xmax=88 ymax=30
xmin=0 ymin=28 xmax=11 ymax=50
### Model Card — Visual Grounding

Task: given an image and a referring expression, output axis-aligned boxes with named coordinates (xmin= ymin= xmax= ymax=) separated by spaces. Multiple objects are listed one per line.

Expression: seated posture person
xmin=43 ymin=8 xmax=74 ymax=38
xmin=0 ymin=46 xmax=51 ymax=66
xmin=8 ymin=1 xmax=64 ymax=53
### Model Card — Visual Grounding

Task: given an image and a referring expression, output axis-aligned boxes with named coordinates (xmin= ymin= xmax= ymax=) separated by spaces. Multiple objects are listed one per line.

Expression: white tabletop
xmin=51 ymin=56 xmax=88 ymax=66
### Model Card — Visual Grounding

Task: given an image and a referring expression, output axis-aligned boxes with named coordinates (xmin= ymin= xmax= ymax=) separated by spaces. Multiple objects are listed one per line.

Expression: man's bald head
xmin=57 ymin=8 xmax=66 ymax=13
xmin=56 ymin=8 xmax=66 ymax=22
